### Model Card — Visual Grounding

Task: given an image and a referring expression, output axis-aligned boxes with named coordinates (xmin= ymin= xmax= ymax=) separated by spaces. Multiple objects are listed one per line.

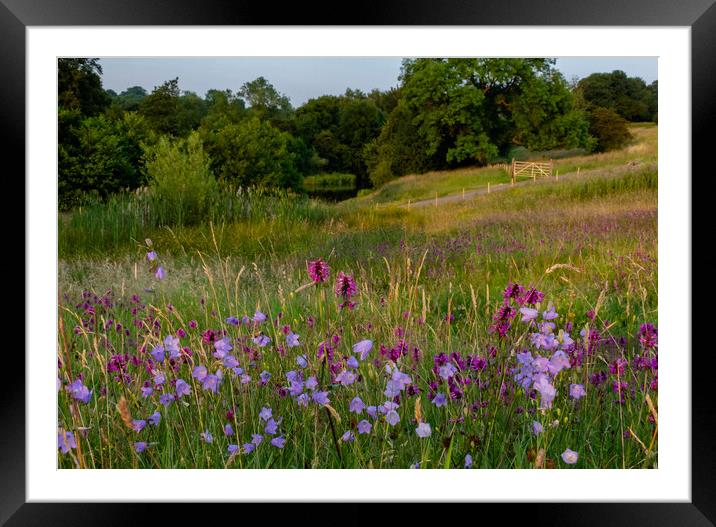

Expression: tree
xmin=201 ymin=89 xmax=246 ymax=131
xmin=238 ymin=77 xmax=293 ymax=123
xmin=114 ymin=86 xmax=148 ymax=112
xmin=58 ymin=112 xmax=155 ymax=209
xmin=58 ymin=58 xmax=110 ymax=117
xmin=139 ymin=78 xmax=181 ymax=136
xmin=365 ymin=101 xmax=435 ymax=186
xmin=646 ymin=81 xmax=658 ymax=122
xmin=176 ymin=91 xmax=208 ymax=135
xmin=293 ymin=95 xmax=342 ymax=146
xmin=204 ymin=117 xmax=302 ymax=190
xmin=291 ymin=94 xmax=385 ymax=187
xmin=586 ymin=106 xmax=632 ymax=152
xmin=392 ymin=58 xmax=590 ymax=170
xmin=510 ymin=71 xmax=593 ymax=151
xmin=336 ymin=98 xmax=385 ymax=187
xmin=577 ymin=71 xmax=657 ymax=122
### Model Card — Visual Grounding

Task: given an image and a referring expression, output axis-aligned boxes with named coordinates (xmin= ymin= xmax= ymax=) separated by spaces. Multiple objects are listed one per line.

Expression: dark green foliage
xmin=368 ymin=87 xmax=401 ymax=115
xmin=200 ymin=89 xmax=246 ymax=131
xmin=176 ymin=91 xmax=209 ymax=134
xmin=138 ymin=78 xmax=182 ymax=136
xmin=204 ymin=117 xmax=302 ymax=191
xmin=577 ymin=71 xmax=657 ymax=122
xmin=586 ymin=106 xmax=633 ymax=152
xmin=365 ymin=101 xmax=436 ymax=186
xmin=58 ymin=112 xmax=155 ymax=210
xmin=292 ymin=92 xmax=385 ymax=188
xmin=238 ymin=76 xmax=293 ymax=124
xmin=58 ymin=58 xmax=110 ymax=117
xmin=647 ymin=81 xmax=658 ymax=123
xmin=112 ymin=86 xmax=148 ymax=112
xmin=511 ymin=71 xmax=595 ymax=152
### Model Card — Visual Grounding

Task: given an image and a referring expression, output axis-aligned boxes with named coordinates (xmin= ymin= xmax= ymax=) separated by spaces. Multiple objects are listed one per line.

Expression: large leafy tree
xmin=585 ymin=106 xmax=632 ymax=152
xmin=367 ymin=58 xmax=591 ymax=184
xmin=204 ymin=117 xmax=302 ymax=190
xmin=58 ymin=58 xmax=110 ymax=117
xmin=176 ymin=91 xmax=209 ymax=135
xmin=138 ymin=78 xmax=182 ymax=136
xmin=200 ymin=89 xmax=247 ymax=132
xmin=292 ymin=92 xmax=384 ymax=187
xmin=398 ymin=58 xmax=590 ymax=167
xmin=59 ymin=113 xmax=155 ymax=209
xmin=510 ymin=70 xmax=593 ymax=151
xmin=576 ymin=70 xmax=657 ymax=122
xmin=364 ymin=100 xmax=435 ymax=186
xmin=113 ymin=86 xmax=148 ymax=112
xmin=238 ymin=77 xmax=293 ymax=124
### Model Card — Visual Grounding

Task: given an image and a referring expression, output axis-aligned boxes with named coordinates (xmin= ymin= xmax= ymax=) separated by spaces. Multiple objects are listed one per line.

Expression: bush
xmin=58 ymin=112 xmax=154 ymax=211
xmin=143 ymin=132 xmax=217 ymax=225
xmin=586 ymin=106 xmax=633 ymax=152
xmin=202 ymin=117 xmax=302 ymax=191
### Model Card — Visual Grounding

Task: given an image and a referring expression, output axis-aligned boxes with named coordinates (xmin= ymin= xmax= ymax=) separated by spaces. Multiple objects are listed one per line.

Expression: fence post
xmin=511 ymin=158 xmax=515 ymax=185
xmin=488 ymin=182 xmax=491 ymax=193
xmin=435 ymin=192 xmax=438 ymax=207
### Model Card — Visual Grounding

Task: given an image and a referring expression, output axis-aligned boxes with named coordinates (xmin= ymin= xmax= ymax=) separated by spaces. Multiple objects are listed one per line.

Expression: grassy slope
xmin=351 ymin=124 xmax=656 ymax=206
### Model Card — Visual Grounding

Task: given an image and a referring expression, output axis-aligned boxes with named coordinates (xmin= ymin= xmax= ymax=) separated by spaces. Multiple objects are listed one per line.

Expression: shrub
xmin=143 ymin=132 xmax=217 ymax=226
xmin=586 ymin=106 xmax=633 ymax=152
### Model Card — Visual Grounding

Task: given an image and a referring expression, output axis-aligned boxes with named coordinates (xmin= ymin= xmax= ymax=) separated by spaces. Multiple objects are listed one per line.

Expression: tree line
xmin=58 ymin=58 xmax=657 ymax=210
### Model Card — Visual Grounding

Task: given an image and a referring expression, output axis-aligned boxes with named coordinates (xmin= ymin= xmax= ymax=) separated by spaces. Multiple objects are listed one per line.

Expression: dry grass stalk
xmin=414 ymin=396 xmax=422 ymax=423
xmin=117 ymin=396 xmax=134 ymax=430
xmin=324 ymin=404 xmax=341 ymax=424
xmin=645 ymin=393 xmax=658 ymax=426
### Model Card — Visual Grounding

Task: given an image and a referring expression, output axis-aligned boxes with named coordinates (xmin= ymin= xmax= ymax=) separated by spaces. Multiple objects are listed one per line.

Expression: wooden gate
xmin=511 ymin=159 xmax=553 ymax=184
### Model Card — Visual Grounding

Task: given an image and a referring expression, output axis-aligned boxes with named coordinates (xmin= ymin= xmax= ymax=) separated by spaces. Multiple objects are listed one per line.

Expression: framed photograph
xmin=7 ymin=0 xmax=711 ymax=524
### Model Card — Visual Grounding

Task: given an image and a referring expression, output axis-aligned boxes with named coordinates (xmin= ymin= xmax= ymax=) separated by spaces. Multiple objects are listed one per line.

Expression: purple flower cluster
xmin=65 ymin=379 xmax=92 ymax=404
xmin=307 ymin=258 xmax=330 ymax=284
xmin=513 ymin=348 xmax=571 ymax=409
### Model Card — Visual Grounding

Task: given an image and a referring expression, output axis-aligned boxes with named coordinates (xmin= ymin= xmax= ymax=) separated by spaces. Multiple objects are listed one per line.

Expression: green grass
xmin=353 ymin=166 xmax=511 ymax=205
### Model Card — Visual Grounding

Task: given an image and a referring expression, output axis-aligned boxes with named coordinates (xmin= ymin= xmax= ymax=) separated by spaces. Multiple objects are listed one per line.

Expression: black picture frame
xmin=5 ymin=0 xmax=711 ymax=525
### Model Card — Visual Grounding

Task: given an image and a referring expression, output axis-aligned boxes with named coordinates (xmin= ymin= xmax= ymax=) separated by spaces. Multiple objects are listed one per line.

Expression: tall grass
xmin=59 ymin=185 xmax=332 ymax=258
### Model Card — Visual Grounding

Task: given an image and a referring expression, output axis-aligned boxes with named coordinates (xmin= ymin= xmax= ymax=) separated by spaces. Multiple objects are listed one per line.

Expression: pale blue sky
xmin=98 ymin=57 xmax=657 ymax=107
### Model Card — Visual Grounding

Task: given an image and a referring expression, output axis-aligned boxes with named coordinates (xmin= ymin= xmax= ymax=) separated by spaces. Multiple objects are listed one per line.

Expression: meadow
xmin=57 ymin=124 xmax=658 ymax=469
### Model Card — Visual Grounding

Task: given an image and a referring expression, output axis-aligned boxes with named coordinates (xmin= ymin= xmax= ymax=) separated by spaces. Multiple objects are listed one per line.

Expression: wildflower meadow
xmin=57 ymin=126 xmax=658 ymax=470
xmin=56 ymin=56 xmax=658 ymax=469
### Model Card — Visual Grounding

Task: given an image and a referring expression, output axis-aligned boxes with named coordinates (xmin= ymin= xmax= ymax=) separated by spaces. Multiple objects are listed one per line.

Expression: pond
xmin=304 ymin=187 xmax=359 ymax=202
